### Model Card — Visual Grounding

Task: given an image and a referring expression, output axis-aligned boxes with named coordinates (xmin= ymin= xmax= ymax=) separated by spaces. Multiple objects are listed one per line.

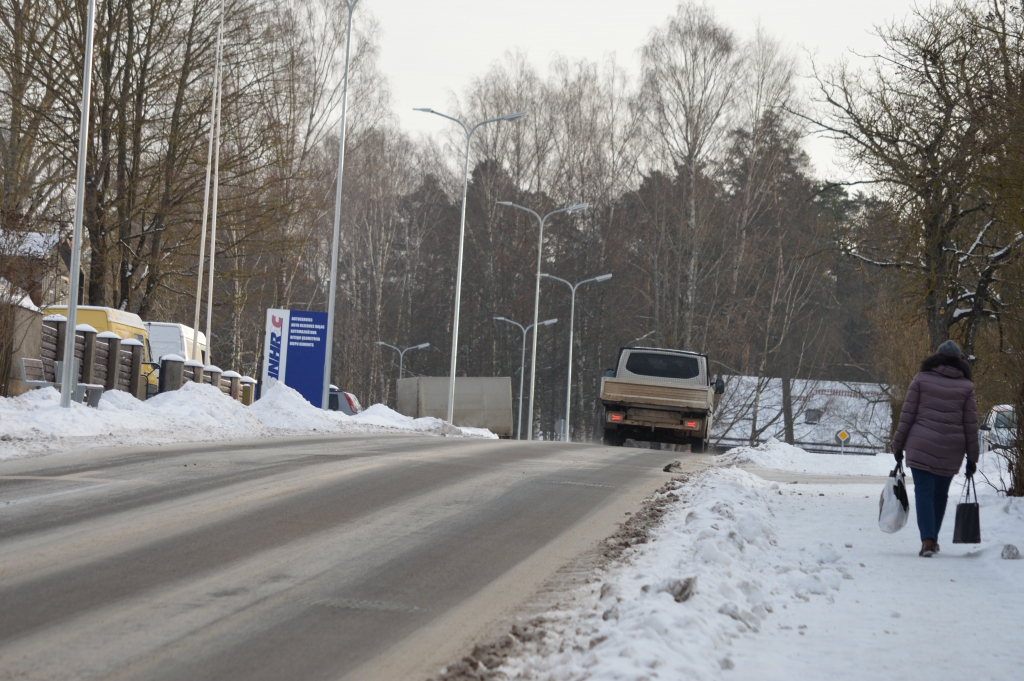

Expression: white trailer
xmin=396 ymin=377 xmax=513 ymax=438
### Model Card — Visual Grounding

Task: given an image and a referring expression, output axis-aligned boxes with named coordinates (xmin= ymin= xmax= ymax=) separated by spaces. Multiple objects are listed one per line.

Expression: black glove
xmin=966 ymin=460 xmax=977 ymax=477
xmin=894 ymin=451 xmax=904 ymax=465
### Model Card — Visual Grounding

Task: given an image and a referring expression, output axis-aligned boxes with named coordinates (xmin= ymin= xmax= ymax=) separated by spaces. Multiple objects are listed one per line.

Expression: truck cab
xmin=600 ymin=347 xmax=724 ymax=450
xmin=144 ymin=322 xmax=207 ymax=364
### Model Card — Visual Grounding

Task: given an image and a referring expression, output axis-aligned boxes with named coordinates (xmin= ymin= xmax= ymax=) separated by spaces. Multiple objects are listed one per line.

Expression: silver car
xmin=979 ymin=404 xmax=1017 ymax=453
xmin=327 ymin=385 xmax=363 ymax=416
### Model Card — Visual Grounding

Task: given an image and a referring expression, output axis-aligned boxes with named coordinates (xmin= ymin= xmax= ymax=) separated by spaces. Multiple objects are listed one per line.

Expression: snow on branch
xmin=847 ymin=252 xmax=916 ymax=268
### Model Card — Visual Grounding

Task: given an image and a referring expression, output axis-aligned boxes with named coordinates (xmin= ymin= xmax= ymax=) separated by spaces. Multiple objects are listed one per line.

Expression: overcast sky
xmin=370 ymin=0 xmax=922 ymax=177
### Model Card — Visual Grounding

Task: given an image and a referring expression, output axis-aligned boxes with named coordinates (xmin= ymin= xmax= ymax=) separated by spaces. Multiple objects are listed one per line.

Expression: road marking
xmin=0 ymin=471 xmax=137 ymax=484
xmin=1 ymin=483 xmax=113 ymax=507
xmin=308 ymin=598 xmax=421 ymax=613
xmin=545 ymin=480 xmax=616 ymax=489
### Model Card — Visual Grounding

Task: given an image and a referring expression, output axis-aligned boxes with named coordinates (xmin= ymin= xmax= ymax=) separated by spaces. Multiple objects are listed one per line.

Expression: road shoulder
xmin=407 ymin=455 xmax=712 ymax=681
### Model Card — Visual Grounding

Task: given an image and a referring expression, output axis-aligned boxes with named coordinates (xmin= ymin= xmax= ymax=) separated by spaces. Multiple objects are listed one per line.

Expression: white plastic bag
xmin=879 ymin=462 xmax=910 ymax=533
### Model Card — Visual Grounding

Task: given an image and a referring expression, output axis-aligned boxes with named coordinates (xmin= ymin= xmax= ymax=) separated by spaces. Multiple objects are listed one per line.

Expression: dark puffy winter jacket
xmin=891 ymin=353 xmax=979 ymax=477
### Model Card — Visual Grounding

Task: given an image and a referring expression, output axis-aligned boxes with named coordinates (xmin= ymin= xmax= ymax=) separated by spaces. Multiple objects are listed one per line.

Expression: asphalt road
xmin=0 ymin=434 xmax=679 ymax=681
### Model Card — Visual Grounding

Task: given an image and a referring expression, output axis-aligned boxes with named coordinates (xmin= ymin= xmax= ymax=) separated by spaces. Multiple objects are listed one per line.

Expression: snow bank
xmin=349 ymin=403 xmax=497 ymax=439
xmin=496 ymin=468 xmax=852 ymax=679
xmin=0 ymin=382 xmax=494 ymax=462
xmin=247 ymin=382 xmax=340 ymax=431
xmin=484 ymin=445 xmax=1024 ymax=680
xmin=717 ymin=437 xmax=894 ymax=476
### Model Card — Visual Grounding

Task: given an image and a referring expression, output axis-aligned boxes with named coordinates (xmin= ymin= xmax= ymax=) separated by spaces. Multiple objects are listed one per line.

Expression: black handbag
xmin=952 ymin=476 xmax=981 ymax=544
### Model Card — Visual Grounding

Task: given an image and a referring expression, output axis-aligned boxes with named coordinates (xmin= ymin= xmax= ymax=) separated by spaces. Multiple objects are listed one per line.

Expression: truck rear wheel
xmin=689 ymin=437 xmax=708 ymax=453
xmin=603 ymin=429 xmax=624 ymax=447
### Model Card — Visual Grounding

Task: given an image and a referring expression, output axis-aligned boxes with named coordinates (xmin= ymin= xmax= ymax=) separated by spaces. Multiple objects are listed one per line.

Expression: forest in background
xmin=3 ymin=0 xmax=1024 ymax=457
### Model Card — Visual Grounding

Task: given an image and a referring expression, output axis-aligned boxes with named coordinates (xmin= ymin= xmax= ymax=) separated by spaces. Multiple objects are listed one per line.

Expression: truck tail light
xmin=607 ymin=412 xmax=624 ymax=422
xmin=685 ymin=420 xmax=698 ymax=429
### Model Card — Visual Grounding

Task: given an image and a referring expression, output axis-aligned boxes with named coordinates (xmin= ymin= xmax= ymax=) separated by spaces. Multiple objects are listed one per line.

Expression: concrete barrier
xmin=240 ymin=376 xmax=257 ymax=405
xmin=184 ymin=359 xmax=204 ymax=383
xmin=222 ymin=370 xmax=241 ymax=400
xmin=159 ymin=355 xmax=185 ymax=393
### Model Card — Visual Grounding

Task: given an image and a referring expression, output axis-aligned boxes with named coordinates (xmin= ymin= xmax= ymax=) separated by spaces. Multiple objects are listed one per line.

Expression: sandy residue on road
xmin=427 ymin=475 xmax=693 ymax=681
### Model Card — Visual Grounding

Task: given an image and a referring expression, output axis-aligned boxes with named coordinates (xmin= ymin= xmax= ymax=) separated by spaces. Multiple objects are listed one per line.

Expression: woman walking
xmin=891 ymin=340 xmax=979 ymax=557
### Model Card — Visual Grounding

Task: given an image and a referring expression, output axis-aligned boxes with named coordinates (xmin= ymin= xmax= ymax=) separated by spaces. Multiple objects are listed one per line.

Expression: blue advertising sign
xmin=261 ymin=308 xmax=328 ymax=407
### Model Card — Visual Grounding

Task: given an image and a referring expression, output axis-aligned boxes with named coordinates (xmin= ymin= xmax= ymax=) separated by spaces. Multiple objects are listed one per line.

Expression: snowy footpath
xmin=470 ymin=440 xmax=1024 ymax=680
xmin=0 ymin=382 xmax=495 ymax=461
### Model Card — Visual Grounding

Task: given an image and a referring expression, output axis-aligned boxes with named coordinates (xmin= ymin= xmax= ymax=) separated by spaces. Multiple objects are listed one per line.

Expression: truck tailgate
xmin=600 ymin=377 xmax=710 ymax=410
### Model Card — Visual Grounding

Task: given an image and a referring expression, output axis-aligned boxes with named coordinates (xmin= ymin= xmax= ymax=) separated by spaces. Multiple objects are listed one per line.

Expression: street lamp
xmin=190 ymin=0 xmax=226 ymax=363
xmin=416 ymin=107 xmax=527 ymax=424
xmin=496 ymin=201 xmax=587 ymax=439
xmin=376 ymin=341 xmax=430 ymax=379
xmin=541 ymin=273 xmax=612 ymax=442
xmin=494 ymin=316 xmax=557 ymax=440
xmin=322 ymin=0 xmax=361 ymax=410
xmin=59 ymin=0 xmax=98 ymax=408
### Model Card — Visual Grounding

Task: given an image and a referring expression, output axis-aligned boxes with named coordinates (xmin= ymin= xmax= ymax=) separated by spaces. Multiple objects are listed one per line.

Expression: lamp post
xmin=322 ymin=0 xmax=361 ymax=410
xmin=376 ymin=341 xmax=429 ymax=379
xmin=59 ymin=0 xmax=98 ymax=408
xmin=541 ymin=273 xmax=612 ymax=442
xmin=190 ymin=0 xmax=225 ymax=363
xmin=415 ymin=108 xmax=527 ymax=424
xmin=494 ymin=317 xmax=557 ymax=440
xmin=496 ymin=201 xmax=587 ymax=439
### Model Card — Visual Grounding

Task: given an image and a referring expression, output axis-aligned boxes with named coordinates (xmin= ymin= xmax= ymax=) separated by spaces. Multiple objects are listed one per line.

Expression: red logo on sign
xmin=271 ymin=315 xmax=284 ymax=329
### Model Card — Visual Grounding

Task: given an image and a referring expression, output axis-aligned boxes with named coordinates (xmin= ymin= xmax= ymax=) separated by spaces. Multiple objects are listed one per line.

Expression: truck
xmin=396 ymin=376 xmax=513 ymax=438
xmin=600 ymin=347 xmax=724 ymax=451
xmin=44 ymin=305 xmax=160 ymax=392
xmin=144 ymin=322 xmax=207 ymax=364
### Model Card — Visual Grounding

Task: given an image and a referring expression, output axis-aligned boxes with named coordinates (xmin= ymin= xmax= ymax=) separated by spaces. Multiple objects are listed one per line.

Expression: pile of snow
xmin=718 ymin=437 xmax=894 ymax=476
xmin=0 ymin=382 xmax=494 ymax=462
xmin=247 ymin=383 xmax=340 ymax=431
xmin=496 ymin=468 xmax=851 ymax=679
xmin=482 ymin=444 xmax=1024 ymax=680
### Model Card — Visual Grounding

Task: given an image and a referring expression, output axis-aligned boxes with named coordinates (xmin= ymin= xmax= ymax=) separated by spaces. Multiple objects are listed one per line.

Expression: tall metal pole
xmin=497 ymin=202 xmax=586 ymax=439
xmin=447 ymin=133 xmax=472 ymax=423
xmin=322 ymin=0 xmax=360 ymax=410
xmin=190 ymin=0 xmax=225 ymax=363
xmin=541 ymin=273 xmax=611 ymax=442
xmin=495 ymin=317 xmax=555 ymax=440
xmin=416 ymin=110 xmax=526 ymax=424
xmin=203 ymin=51 xmax=225 ymax=366
xmin=60 ymin=0 xmax=98 ymax=408
xmin=566 ymin=287 xmax=576 ymax=442
xmin=527 ymin=213 xmax=544 ymax=440
xmin=517 ymin=325 xmax=527 ymax=440
xmin=495 ymin=317 xmax=526 ymax=440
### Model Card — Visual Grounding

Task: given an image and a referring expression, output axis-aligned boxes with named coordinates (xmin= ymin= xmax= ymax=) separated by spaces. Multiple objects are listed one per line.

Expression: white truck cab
xmin=144 ymin=322 xmax=208 ymax=364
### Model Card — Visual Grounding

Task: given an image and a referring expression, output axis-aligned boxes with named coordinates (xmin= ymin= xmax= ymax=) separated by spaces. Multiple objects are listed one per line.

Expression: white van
xmin=144 ymin=322 xmax=208 ymax=364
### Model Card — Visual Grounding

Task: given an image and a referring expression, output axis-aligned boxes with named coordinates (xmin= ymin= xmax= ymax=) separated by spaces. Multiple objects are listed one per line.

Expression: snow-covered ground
xmin=0 ymin=382 xmax=495 ymax=461
xmin=713 ymin=376 xmax=892 ymax=453
xmin=481 ymin=440 xmax=1024 ymax=680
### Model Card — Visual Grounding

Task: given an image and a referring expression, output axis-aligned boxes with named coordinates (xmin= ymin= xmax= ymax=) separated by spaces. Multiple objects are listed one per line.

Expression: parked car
xmin=980 ymin=404 xmax=1017 ymax=453
xmin=328 ymin=385 xmax=362 ymax=415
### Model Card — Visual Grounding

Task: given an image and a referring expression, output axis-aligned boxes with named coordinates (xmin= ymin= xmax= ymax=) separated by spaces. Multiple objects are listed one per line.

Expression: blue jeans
xmin=910 ymin=468 xmax=954 ymax=542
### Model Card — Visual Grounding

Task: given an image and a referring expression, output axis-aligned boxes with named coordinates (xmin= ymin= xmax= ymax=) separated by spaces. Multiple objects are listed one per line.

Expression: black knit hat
xmin=937 ymin=339 xmax=964 ymax=358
